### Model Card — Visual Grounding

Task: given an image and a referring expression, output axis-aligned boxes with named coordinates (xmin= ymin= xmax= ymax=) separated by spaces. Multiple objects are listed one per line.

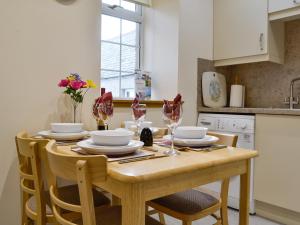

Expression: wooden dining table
xmin=57 ymin=144 xmax=258 ymax=225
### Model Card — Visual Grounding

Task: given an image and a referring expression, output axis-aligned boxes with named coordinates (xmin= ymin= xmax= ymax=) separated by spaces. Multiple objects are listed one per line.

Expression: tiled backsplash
xmin=198 ymin=19 xmax=300 ymax=109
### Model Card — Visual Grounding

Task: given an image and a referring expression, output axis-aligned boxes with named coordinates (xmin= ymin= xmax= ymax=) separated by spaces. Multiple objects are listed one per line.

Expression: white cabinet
xmin=213 ymin=0 xmax=284 ymax=67
xmin=255 ymin=114 xmax=300 ymax=213
xmin=269 ymin=0 xmax=300 ymax=21
xmin=269 ymin=0 xmax=300 ymax=13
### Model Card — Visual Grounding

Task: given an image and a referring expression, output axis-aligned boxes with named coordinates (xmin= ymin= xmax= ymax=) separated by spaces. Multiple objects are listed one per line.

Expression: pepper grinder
xmin=140 ymin=128 xmax=153 ymax=146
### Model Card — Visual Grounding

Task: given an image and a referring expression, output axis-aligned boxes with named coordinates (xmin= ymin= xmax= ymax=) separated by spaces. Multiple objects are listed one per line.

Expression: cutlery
xmin=143 ymin=146 xmax=159 ymax=152
xmin=154 ymin=143 xmax=187 ymax=151
xmin=57 ymin=141 xmax=78 ymax=146
xmin=70 ymin=146 xmax=88 ymax=155
xmin=186 ymin=145 xmax=227 ymax=152
xmin=154 ymin=142 xmax=227 ymax=152
xmin=118 ymin=155 xmax=168 ymax=164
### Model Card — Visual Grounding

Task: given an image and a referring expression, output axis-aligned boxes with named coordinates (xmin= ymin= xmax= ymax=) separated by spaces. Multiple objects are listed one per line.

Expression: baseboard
xmin=255 ymin=200 xmax=300 ymax=225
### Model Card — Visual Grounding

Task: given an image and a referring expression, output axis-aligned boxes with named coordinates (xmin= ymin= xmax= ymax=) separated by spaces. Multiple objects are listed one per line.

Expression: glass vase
xmin=72 ymin=103 xmax=82 ymax=123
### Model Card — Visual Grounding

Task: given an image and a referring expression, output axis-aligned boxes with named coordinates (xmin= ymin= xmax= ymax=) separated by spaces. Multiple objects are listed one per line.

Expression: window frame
xmin=101 ymin=2 xmax=143 ymax=98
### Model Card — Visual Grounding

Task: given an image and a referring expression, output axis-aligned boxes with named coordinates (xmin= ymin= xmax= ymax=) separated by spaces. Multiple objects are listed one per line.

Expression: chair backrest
xmin=15 ymin=132 xmax=50 ymax=224
xmin=208 ymin=131 xmax=238 ymax=147
xmin=46 ymin=140 xmax=108 ymax=225
xmin=207 ymin=131 xmax=238 ymax=206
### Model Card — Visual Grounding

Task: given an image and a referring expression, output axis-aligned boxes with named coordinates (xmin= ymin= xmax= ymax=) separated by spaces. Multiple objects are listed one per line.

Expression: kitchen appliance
xmin=198 ymin=113 xmax=256 ymax=214
xmin=202 ymin=72 xmax=227 ymax=108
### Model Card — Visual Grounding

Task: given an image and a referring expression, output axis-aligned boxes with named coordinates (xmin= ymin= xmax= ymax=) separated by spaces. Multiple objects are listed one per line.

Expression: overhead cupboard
xmin=269 ymin=0 xmax=300 ymax=13
xmin=269 ymin=0 xmax=300 ymax=21
xmin=213 ymin=0 xmax=300 ymax=67
xmin=214 ymin=0 xmax=284 ymax=67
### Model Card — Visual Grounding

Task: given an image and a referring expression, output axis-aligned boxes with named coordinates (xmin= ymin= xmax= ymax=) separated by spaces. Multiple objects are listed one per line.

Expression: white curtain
xmin=126 ymin=0 xmax=152 ymax=7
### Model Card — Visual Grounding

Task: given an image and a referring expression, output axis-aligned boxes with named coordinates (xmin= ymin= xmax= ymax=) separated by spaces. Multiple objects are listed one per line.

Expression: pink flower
xmin=58 ymin=79 xmax=69 ymax=87
xmin=70 ymin=80 xmax=84 ymax=90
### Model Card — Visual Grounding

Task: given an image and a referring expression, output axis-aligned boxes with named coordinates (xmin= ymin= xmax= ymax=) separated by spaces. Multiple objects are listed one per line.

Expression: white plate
xmin=163 ymin=135 xmax=219 ymax=147
xmin=51 ymin=123 xmax=83 ymax=133
xmin=37 ymin=130 xmax=89 ymax=141
xmin=77 ymin=139 xmax=144 ymax=156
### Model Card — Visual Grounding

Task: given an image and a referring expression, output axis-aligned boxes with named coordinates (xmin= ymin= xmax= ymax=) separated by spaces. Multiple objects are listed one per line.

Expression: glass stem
xmin=171 ymin=127 xmax=175 ymax=152
xmin=137 ymin=120 xmax=141 ymax=136
xmin=171 ymin=129 xmax=174 ymax=151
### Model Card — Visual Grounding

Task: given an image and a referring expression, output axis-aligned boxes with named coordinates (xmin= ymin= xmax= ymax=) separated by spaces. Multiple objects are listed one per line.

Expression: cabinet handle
xmin=293 ymin=0 xmax=300 ymax=4
xmin=259 ymin=33 xmax=264 ymax=51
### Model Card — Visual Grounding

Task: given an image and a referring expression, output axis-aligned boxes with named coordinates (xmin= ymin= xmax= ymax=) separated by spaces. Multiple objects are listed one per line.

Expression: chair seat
xmin=150 ymin=189 xmax=219 ymax=215
xmin=27 ymin=184 xmax=110 ymax=215
xmin=75 ymin=206 xmax=162 ymax=225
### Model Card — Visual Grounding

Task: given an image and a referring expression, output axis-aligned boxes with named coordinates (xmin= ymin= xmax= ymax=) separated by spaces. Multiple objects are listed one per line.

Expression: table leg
xmin=239 ymin=159 xmax=250 ymax=225
xmin=122 ymin=184 xmax=145 ymax=225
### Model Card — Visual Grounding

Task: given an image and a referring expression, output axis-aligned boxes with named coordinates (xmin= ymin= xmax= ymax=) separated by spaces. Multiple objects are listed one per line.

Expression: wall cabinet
xmin=213 ymin=0 xmax=284 ymax=67
xmin=269 ymin=0 xmax=300 ymax=13
xmin=255 ymin=114 xmax=300 ymax=213
xmin=269 ymin=0 xmax=300 ymax=21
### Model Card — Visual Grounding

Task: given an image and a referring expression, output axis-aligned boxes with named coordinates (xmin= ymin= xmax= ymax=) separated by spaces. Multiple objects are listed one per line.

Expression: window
xmin=101 ymin=0 xmax=142 ymax=98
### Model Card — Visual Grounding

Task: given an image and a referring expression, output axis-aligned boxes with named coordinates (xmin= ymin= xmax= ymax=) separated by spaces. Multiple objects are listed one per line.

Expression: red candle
xmin=101 ymin=87 xmax=105 ymax=96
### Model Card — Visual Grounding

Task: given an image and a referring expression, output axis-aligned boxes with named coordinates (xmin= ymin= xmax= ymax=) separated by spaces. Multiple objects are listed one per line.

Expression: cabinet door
xmin=255 ymin=115 xmax=300 ymax=213
xmin=269 ymin=0 xmax=300 ymax=13
xmin=214 ymin=0 xmax=268 ymax=60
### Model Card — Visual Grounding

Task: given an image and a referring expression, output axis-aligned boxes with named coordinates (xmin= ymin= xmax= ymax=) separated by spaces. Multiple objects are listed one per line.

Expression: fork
xmin=118 ymin=155 xmax=168 ymax=164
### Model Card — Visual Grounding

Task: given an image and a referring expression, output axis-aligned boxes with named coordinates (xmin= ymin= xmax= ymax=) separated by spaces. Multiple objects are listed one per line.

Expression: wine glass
xmin=162 ymin=102 xmax=183 ymax=156
xmin=92 ymin=99 xmax=113 ymax=130
xmin=132 ymin=104 xmax=147 ymax=135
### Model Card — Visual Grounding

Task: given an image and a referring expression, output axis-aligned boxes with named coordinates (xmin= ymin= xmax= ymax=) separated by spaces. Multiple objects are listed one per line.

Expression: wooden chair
xmin=147 ymin=132 xmax=238 ymax=225
xmin=16 ymin=132 xmax=111 ymax=225
xmin=46 ymin=140 xmax=163 ymax=225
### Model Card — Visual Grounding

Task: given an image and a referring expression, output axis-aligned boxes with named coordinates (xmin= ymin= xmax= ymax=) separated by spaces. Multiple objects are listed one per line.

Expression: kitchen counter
xmin=198 ymin=107 xmax=300 ymax=116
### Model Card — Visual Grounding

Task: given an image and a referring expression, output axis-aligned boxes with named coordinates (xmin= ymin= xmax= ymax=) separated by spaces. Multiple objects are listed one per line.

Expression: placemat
xmin=70 ymin=147 xmax=155 ymax=162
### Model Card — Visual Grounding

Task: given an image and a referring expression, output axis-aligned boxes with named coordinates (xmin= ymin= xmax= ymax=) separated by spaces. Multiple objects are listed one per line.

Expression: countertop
xmin=198 ymin=107 xmax=300 ymax=116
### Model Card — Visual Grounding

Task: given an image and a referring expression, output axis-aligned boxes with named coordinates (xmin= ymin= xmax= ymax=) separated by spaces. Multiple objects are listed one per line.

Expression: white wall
xmin=0 ymin=0 xmax=101 ymax=224
xmin=143 ymin=0 xmax=179 ymax=100
xmin=178 ymin=0 xmax=214 ymax=125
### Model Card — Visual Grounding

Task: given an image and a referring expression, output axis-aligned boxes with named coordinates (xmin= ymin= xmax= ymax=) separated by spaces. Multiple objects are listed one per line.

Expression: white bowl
xmin=174 ymin=126 xmax=208 ymax=139
xmin=124 ymin=121 xmax=136 ymax=129
xmin=90 ymin=130 xmax=134 ymax=146
xmin=140 ymin=121 xmax=153 ymax=129
xmin=51 ymin=123 xmax=83 ymax=133
xmin=124 ymin=121 xmax=153 ymax=130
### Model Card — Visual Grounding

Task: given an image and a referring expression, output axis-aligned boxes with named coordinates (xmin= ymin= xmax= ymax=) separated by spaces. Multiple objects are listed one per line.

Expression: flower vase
xmin=73 ymin=103 xmax=82 ymax=123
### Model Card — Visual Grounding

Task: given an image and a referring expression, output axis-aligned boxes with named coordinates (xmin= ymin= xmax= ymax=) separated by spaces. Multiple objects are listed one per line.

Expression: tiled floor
xmin=153 ymin=209 xmax=282 ymax=225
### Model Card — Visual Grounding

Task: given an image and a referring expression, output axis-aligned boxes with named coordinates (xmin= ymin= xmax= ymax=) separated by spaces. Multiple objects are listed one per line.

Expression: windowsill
xmin=113 ymin=99 xmax=164 ymax=108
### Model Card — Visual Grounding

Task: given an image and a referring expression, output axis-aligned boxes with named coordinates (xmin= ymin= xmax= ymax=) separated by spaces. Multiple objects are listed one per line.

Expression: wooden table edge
xmin=105 ymin=150 xmax=258 ymax=183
